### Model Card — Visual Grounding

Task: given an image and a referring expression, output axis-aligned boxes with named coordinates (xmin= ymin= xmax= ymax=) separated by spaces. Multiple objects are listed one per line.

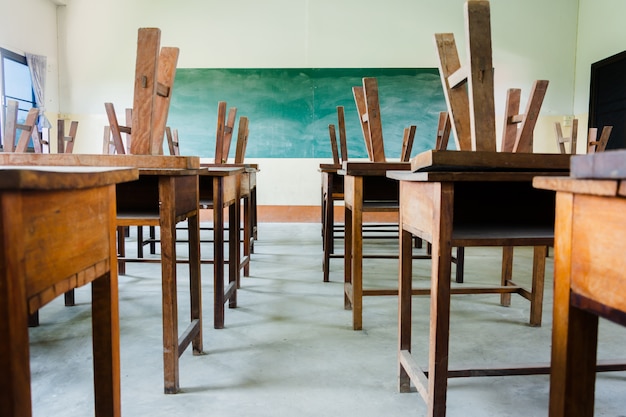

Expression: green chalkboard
xmin=168 ymin=68 xmax=446 ymax=159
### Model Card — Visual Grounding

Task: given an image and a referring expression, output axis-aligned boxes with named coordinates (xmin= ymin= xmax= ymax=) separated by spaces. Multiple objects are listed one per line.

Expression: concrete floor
xmin=29 ymin=222 xmax=626 ymax=416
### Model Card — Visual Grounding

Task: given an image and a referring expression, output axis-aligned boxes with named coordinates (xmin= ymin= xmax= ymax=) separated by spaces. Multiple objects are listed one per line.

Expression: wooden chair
xmin=501 ymin=80 xmax=549 ymax=153
xmin=2 ymin=100 xmax=40 ymax=153
xmin=199 ymin=101 xmax=253 ymax=278
xmin=554 ymin=119 xmax=579 ymax=154
xmin=165 ymin=126 xmax=180 ymax=156
xmin=57 ymin=119 xmax=78 ymax=153
xmin=587 ymin=124 xmax=613 ymax=153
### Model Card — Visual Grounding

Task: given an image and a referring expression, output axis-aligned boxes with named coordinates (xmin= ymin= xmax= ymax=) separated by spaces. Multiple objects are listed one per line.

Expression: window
xmin=0 ymin=47 xmax=36 ymax=149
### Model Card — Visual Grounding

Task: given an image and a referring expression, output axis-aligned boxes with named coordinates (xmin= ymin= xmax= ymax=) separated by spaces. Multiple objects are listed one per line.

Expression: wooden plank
xmin=214 ymin=101 xmax=227 ymax=163
xmin=221 ymin=107 xmax=238 ymax=162
xmin=328 ymin=124 xmax=340 ymax=165
xmin=3 ymin=100 xmax=18 ymax=152
xmin=131 ymin=28 xmax=160 ymax=155
xmin=15 ymin=108 xmax=39 ymax=153
xmin=234 ymin=116 xmax=249 ymax=164
xmin=595 ymin=125 xmax=613 ymax=153
xmin=104 ymin=103 xmax=127 ymax=154
xmin=513 ymin=80 xmax=549 ymax=153
xmin=151 ymin=46 xmax=179 ymax=155
xmin=362 ymin=78 xmax=386 ymax=162
xmin=400 ymin=125 xmax=416 ymax=162
xmin=411 ymin=149 xmax=571 ymax=172
xmin=501 ymin=89 xmax=521 ymax=152
xmin=465 ymin=0 xmax=496 ymax=152
xmin=435 ymin=112 xmax=451 ymax=151
xmin=434 ymin=33 xmax=472 ymax=151
xmin=65 ymin=121 xmax=78 ymax=154
xmin=570 ymin=119 xmax=578 ymax=154
xmin=352 ymin=86 xmax=373 ymax=160
xmin=337 ymin=106 xmax=348 ymax=162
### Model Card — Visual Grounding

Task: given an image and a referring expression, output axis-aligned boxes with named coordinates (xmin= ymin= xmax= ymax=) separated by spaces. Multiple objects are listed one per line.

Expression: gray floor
xmin=29 ymin=223 xmax=626 ymax=416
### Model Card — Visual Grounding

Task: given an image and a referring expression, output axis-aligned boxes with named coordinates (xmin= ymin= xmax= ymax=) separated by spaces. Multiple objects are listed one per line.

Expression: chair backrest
xmin=435 ymin=111 xmax=452 ymax=150
xmin=328 ymin=106 xmax=349 ymax=165
xmin=214 ymin=101 xmax=237 ymax=163
xmin=352 ymin=77 xmax=416 ymax=162
xmin=234 ymin=116 xmax=250 ymax=164
xmin=104 ymin=28 xmax=179 ymax=156
xmin=500 ymin=80 xmax=549 ymax=153
xmin=554 ymin=119 xmax=578 ymax=155
xmin=165 ymin=126 xmax=180 ymax=155
xmin=57 ymin=119 xmax=79 ymax=153
xmin=587 ymin=125 xmax=613 ymax=153
xmin=3 ymin=99 xmax=41 ymax=153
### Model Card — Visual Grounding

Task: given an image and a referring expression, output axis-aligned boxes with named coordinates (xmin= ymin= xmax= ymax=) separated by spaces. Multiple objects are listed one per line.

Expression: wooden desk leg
xmin=229 ymin=200 xmax=239 ymax=307
xmin=398 ymin=225 xmax=413 ymax=393
xmin=352 ymin=176 xmax=364 ymax=330
xmin=187 ymin=211 xmax=203 ymax=355
xmin=159 ymin=177 xmax=180 ymax=394
xmin=91 ymin=271 xmax=122 ymax=417
xmin=427 ymin=183 xmax=454 ymax=417
xmin=323 ymin=174 xmax=334 ymax=282
xmin=344 ymin=200 xmax=353 ymax=311
xmin=251 ymin=186 xmax=258 ymax=244
xmin=549 ymin=191 xmax=598 ymax=416
xmin=242 ymin=193 xmax=251 ymax=277
xmin=550 ymin=304 xmax=599 ymax=417
xmin=0 ymin=209 xmax=32 ymax=416
xmin=214 ymin=177 xmax=226 ymax=329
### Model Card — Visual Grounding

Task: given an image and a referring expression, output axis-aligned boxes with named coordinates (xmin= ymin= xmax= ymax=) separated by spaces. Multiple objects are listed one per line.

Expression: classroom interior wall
xmin=2 ymin=0 xmax=625 ymax=209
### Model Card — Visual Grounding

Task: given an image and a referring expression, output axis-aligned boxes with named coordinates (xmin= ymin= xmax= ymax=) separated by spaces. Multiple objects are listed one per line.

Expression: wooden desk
xmin=200 ymin=161 xmax=259 ymax=277
xmin=0 ymin=153 xmax=202 ymax=394
xmin=388 ymin=151 xmax=571 ymax=417
xmin=341 ymin=161 xmax=414 ymax=330
xmin=197 ymin=166 xmax=246 ymax=329
xmin=0 ymin=165 xmax=138 ymax=417
xmin=535 ymin=149 xmax=626 ymax=416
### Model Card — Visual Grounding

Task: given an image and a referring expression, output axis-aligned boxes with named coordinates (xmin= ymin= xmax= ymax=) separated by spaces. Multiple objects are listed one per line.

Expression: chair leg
xmin=117 ymin=226 xmax=126 ymax=275
xmin=454 ymin=247 xmax=465 ymax=283
xmin=501 ymin=246 xmax=514 ymax=307
xmin=529 ymin=245 xmax=547 ymax=327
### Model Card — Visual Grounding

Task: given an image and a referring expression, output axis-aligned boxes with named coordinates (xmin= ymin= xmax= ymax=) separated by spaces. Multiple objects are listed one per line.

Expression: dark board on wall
xmin=167 ymin=68 xmax=447 ymax=159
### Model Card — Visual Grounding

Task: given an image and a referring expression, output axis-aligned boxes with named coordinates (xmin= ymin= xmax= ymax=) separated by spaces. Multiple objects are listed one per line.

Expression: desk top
xmin=199 ymin=166 xmax=245 ymax=177
xmin=388 ymin=170 xmax=566 ymax=183
xmin=199 ymin=161 xmax=259 ymax=172
xmin=0 ymin=165 xmax=138 ymax=190
xmin=340 ymin=161 xmax=410 ymax=176
xmin=571 ymin=149 xmax=626 ymax=179
xmin=534 ymin=176 xmax=626 ymax=198
xmin=0 ymin=153 xmax=200 ymax=169
xmin=410 ymin=150 xmax=571 ymax=172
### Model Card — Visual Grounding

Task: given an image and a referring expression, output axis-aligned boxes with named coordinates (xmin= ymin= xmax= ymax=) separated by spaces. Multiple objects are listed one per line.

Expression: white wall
xmin=571 ymin=0 xmax=626 ymax=153
xmin=5 ymin=0 xmax=612 ymax=206
xmin=0 ymin=0 xmax=59 ymax=125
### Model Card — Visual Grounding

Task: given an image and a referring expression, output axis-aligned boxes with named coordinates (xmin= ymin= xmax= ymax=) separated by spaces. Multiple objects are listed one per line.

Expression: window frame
xmin=0 ymin=47 xmax=37 ymax=148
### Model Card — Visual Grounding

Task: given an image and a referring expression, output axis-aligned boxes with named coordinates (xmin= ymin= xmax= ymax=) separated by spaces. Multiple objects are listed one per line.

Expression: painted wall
xmin=572 ymin=0 xmax=626 ymax=153
xmin=0 ymin=0 xmax=59 ymax=123
xmin=7 ymin=0 xmax=622 ymax=206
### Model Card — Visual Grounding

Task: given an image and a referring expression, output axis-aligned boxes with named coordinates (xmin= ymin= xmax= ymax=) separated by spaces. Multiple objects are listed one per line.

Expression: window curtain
xmin=25 ymin=53 xmax=51 ymax=131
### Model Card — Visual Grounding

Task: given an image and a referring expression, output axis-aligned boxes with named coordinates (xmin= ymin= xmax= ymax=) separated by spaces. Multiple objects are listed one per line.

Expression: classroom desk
xmin=340 ymin=161 xmax=413 ymax=330
xmin=534 ymin=149 xmax=626 ymax=416
xmin=320 ymin=163 xmax=343 ymax=282
xmin=197 ymin=166 xmax=246 ymax=329
xmin=200 ymin=161 xmax=259 ymax=276
xmin=0 ymin=153 xmax=202 ymax=395
xmin=387 ymin=151 xmax=572 ymax=417
xmin=0 ymin=165 xmax=138 ymax=417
